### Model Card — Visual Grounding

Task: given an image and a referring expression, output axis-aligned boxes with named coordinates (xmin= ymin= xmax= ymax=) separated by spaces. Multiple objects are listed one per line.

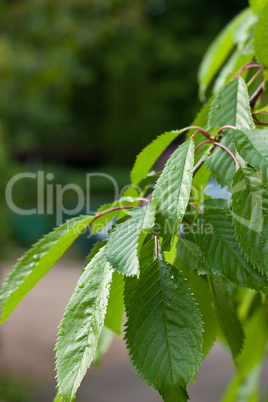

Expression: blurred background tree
xmin=0 ymin=0 xmax=245 ymax=165
xmin=0 ymin=0 xmax=246 ymax=249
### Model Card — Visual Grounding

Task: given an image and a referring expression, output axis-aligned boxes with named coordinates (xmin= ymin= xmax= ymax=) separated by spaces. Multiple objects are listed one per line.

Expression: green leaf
xmin=230 ymin=128 xmax=268 ymax=189
xmin=104 ymin=271 xmax=124 ymax=336
xmin=124 ymin=240 xmax=203 ymax=401
xmin=254 ymin=3 xmax=268 ymax=67
xmin=198 ymin=8 xmax=253 ymax=99
xmin=231 ymin=167 xmax=268 ymax=276
xmin=106 ymin=203 xmax=155 ymax=276
xmin=233 ymin=9 xmax=257 ymax=47
xmin=206 ymin=77 xmax=254 ymax=189
xmin=93 ymin=326 xmax=114 ymax=365
xmin=222 ymin=306 xmax=268 ymax=401
xmin=194 ymin=208 xmax=268 ymax=291
xmin=56 ymin=246 xmax=113 ymax=402
xmin=209 ymin=77 xmax=254 ymax=129
xmin=164 ymin=235 xmax=179 ymax=264
xmin=53 ymin=391 xmax=62 ymax=402
xmin=130 ymin=130 xmax=182 ymax=186
xmin=202 ymin=198 xmax=229 ymax=210
xmin=250 ymin=0 xmax=268 ymax=13
xmin=175 ymin=257 xmax=219 ymax=358
xmin=153 ymin=140 xmax=194 ymax=250
xmin=0 ymin=215 xmax=93 ymax=324
xmin=209 ymin=275 xmax=245 ymax=358
xmin=177 ymin=237 xmax=209 ymax=275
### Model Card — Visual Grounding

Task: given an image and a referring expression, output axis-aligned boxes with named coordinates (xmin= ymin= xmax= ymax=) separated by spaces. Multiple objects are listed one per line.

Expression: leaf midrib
xmin=156 ymin=260 xmax=175 ymax=388
xmin=70 ymin=256 xmax=110 ymax=399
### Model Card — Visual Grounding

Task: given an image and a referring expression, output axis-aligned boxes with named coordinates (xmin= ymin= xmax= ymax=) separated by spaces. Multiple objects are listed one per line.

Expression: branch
xmin=232 ymin=61 xmax=263 ymax=80
xmin=190 ymin=129 xmax=212 ymax=140
xmin=213 ymin=142 xmax=240 ymax=167
xmin=193 ymin=144 xmax=215 ymax=176
xmin=250 ymin=77 xmax=265 ymax=109
xmin=194 ymin=140 xmax=212 ymax=153
xmin=91 ymin=206 xmax=135 ymax=224
xmin=188 ymin=202 xmax=201 ymax=213
xmin=252 ymin=112 xmax=268 ymax=126
xmin=215 ymin=125 xmax=237 ymax=138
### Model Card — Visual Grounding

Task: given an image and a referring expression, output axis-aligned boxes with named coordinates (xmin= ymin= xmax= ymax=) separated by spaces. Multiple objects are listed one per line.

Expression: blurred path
xmin=0 ymin=258 xmax=237 ymax=401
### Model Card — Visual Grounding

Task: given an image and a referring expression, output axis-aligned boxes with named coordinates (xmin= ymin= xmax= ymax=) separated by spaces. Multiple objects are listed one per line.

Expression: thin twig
xmin=247 ymin=67 xmax=263 ymax=87
xmin=252 ymin=111 xmax=268 ymax=126
xmin=215 ymin=125 xmax=237 ymax=136
xmin=183 ymin=217 xmax=193 ymax=227
xmin=190 ymin=129 xmax=212 ymax=140
xmin=213 ymin=142 xmax=240 ymax=167
xmin=188 ymin=202 xmax=201 ymax=213
xmin=194 ymin=140 xmax=212 ymax=153
xmin=253 ymin=112 xmax=268 ymax=116
xmin=180 ymin=125 xmax=210 ymax=135
xmin=232 ymin=62 xmax=263 ymax=80
xmin=250 ymin=77 xmax=265 ymax=108
xmin=253 ymin=118 xmax=268 ymax=126
xmin=91 ymin=206 xmax=135 ymax=224
xmin=193 ymin=144 xmax=215 ymax=176
xmin=137 ymin=197 xmax=150 ymax=206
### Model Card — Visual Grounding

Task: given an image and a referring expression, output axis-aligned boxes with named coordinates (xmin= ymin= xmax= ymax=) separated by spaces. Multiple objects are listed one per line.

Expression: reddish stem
xmin=232 ymin=62 xmax=263 ymax=80
xmin=247 ymin=67 xmax=263 ymax=87
xmin=253 ymin=116 xmax=268 ymax=126
xmin=188 ymin=202 xmax=201 ymax=213
xmin=176 ymin=125 xmax=211 ymax=140
xmin=181 ymin=125 xmax=209 ymax=133
xmin=253 ymin=111 xmax=268 ymax=126
xmin=137 ymin=197 xmax=150 ymax=207
xmin=183 ymin=217 xmax=193 ymax=227
xmin=213 ymin=142 xmax=240 ymax=167
xmin=194 ymin=140 xmax=212 ymax=153
xmin=138 ymin=193 xmax=153 ymax=206
xmin=193 ymin=144 xmax=215 ymax=176
xmin=215 ymin=125 xmax=237 ymax=136
xmin=190 ymin=129 xmax=212 ymax=140
xmin=250 ymin=77 xmax=265 ymax=108
xmin=253 ymin=112 xmax=268 ymax=116
xmin=91 ymin=206 xmax=135 ymax=224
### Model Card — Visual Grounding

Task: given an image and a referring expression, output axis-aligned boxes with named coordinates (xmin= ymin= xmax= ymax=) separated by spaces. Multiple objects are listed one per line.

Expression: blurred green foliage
xmin=0 ymin=0 xmax=246 ymax=166
xmin=0 ymin=374 xmax=33 ymax=402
